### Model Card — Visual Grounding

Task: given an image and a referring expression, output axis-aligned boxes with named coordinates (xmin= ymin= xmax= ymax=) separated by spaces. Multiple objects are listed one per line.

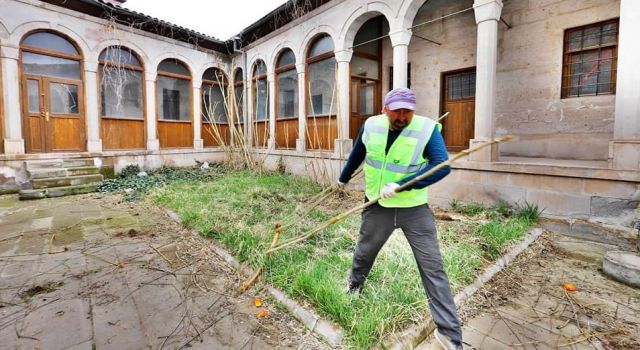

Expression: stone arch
xmin=247 ymin=54 xmax=268 ymax=76
xmin=298 ymin=25 xmax=337 ymax=61
xmin=197 ymin=62 xmax=229 ymax=83
xmin=269 ymin=42 xmax=297 ymax=72
xmin=336 ymin=2 xmax=396 ymax=52
xmin=397 ymin=0 xmax=430 ymax=31
xmin=11 ymin=22 xmax=89 ymax=57
xmin=0 ymin=20 xmax=9 ymax=41
xmin=150 ymin=52 xmax=196 ymax=77
xmin=93 ymin=39 xmax=151 ymax=69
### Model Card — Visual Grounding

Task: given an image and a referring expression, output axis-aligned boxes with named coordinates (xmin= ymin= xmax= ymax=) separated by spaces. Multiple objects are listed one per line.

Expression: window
xmin=276 ymin=49 xmax=298 ymax=119
xmin=252 ymin=60 xmax=269 ymax=121
xmin=99 ymin=46 xmax=144 ymax=119
xmin=306 ymin=35 xmax=336 ymax=116
xmin=201 ymin=68 xmax=228 ymax=123
xmin=157 ymin=59 xmax=191 ymax=121
xmin=445 ymin=71 xmax=476 ymax=100
xmin=562 ymin=19 xmax=618 ymax=98
xmin=233 ymin=69 xmax=244 ymax=123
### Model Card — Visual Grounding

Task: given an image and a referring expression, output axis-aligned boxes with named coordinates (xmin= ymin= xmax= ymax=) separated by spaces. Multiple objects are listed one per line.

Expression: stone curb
xmin=163 ymin=208 xmax=344 ymax=348
xmin=385 ymin=228 xmax=544 ymax=350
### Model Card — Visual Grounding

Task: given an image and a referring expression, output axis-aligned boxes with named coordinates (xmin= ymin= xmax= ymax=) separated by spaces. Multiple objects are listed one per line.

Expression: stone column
xmin=1 ymin=45 xmax=25 ymax=154
xmin=334 ymin=50 xmax=353 ymax=156
xmin=296 ymin=64 xmax=306 ymax=152
xmin=84 ymin=61 xmax=102 ymax=153
xmin=192 ymin=80 xmax=203 ymax=150
xmin=145 ymin=71 xmax=159 ymax=151
xmin=610 ymin=0 xmax=640 ymax=170
xmin=268 ymin=73 xmax=276 ymax=149
xmin=389 ymin=29 xmax=412 ymax=89
xmin=469 ymin=0 xmax=503 ymax=162
xmin=246 ymin=78 xmax=254 ymax=147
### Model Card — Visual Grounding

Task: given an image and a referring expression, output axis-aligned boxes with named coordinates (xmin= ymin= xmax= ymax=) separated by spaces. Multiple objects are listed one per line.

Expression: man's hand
xmin=380 ymin=183 xmax=400 ymax=199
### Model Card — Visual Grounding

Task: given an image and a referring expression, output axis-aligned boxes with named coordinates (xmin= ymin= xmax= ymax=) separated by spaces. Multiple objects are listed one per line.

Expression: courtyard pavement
xmin=0 ymin=194 xmax=327 ymax=350
xmin=417 ymin=234 xmax=640 ymax=350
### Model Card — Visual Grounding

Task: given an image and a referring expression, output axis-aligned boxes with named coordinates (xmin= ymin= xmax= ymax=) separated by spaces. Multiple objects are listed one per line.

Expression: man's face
xmin=384 ymin=107 xmax=414 ymax=130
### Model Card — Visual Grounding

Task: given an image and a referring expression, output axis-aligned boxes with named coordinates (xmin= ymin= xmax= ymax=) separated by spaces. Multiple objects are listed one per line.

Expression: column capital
xmin=84 ymin=60 xmax=99 ymax=73
xmin=0 ymin=45 xmax=19 ymax=60
xmin=145 ymin=72 xmax=157 ymax=82
xmin=296 ymin=63 xmax=305 ymax=74
xmin=192 ymin=80 xmax=202 ymax=89
xmin=474 ymin=0 xmax=503 ymax=24
xmin=389 ymin=29 xmax=412 ymax=47
xmin=334 ymin=49 xmax=353 ymax=63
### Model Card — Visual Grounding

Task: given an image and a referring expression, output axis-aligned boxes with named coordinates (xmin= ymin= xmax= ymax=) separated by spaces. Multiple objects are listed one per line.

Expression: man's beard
xmin=392 ymin=120 xmax=407 ymax=130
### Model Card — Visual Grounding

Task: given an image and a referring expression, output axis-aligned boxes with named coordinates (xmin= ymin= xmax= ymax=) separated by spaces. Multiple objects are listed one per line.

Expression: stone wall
xmin=401 ymin=0 xmax=620 ymax=160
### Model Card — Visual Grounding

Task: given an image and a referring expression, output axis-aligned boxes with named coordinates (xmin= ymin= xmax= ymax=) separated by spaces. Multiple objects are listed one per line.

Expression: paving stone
xmin=18 ymin=298 xmax=92 ymax=350
xmin=90 ymin=274 xmax=147 ymax=350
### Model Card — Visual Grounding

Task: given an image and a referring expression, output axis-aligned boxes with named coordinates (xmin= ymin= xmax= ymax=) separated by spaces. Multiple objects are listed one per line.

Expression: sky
xmin=123 ymin=0 xmax=289 ymax=40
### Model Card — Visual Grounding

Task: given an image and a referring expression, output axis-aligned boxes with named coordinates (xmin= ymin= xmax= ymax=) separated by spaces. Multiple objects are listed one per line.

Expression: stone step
xmin=31 ymin=174 xmax=103 ymax=189
xmin=19 ymin=183 xmax=99 ymax=200
xmin=602 ymin=251 xmax=640 ymax=288
xmin=26 ymin=158 xmax=95 ymax=169
xmin=552 ymin=236 xmax=620 ymax=264
xmin=30 ymin=166 xmax=100 ymax=179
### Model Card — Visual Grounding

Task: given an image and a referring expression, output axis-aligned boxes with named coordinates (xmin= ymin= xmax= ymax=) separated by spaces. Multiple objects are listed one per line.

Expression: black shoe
xmin=346 ymin=281 xmax=363 ymax=295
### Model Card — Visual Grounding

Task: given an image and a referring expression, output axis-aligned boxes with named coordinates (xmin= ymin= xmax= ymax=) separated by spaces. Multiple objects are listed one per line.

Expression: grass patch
xmin=147 ymin=169 xmax=537 ymax=349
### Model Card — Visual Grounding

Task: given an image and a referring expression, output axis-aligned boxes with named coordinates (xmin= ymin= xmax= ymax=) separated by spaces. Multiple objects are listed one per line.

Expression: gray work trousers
xmin=348 ymin=203 xmax=462 ymax=343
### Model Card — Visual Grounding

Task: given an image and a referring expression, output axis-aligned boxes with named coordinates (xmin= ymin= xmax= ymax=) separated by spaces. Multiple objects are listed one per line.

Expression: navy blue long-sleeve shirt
xmin=339 ymin=124 xmax=450 ymax=191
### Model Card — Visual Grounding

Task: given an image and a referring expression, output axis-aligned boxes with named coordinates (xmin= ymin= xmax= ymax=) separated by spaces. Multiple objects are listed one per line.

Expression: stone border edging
xmin=163 ymin=208 xmax=344 ymax=348
xmin=385 ymin=227 xmax=544 ymax=350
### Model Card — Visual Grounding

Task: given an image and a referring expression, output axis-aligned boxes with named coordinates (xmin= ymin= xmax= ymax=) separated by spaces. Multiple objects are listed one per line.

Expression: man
xmin=338 ymin=88 xmax=463 ymax=350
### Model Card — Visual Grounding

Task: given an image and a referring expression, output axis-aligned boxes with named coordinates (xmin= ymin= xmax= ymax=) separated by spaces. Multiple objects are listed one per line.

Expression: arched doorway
xmin=274 ymin=48 xmax=298 ymax=149
xmin=20 ymin=31 xmax=86 ymax=152
xmin=252 ymin=60 xmax=269 ymax=148
xmin=306 ymin=34 xmax=337 ymax=150
xmin=350 ymin=16 xmax=387 ymax=139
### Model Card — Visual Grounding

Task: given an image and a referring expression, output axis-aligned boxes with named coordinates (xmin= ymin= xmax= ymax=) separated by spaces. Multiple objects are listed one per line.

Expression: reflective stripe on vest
xmin=362 ymin=114 xmax=439 ymax=208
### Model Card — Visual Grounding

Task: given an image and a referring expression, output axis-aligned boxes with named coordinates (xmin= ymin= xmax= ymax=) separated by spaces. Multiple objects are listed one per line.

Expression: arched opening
xmin=20 ymin=31 xmax=85 ymax=152
xmin=350 ymin=16 xmax=388 ymax=139
xmin=201 ymin=67 xmax=229 ymax=147
xmin=274 ymin=49 xmax=298 ymax=149
xmin=156 ymin=58 xmax=192 ymax=148
xmin=232 ymin=68 xmax=245 ymax=141
xmin=306 ymin=34 xmax=337 ymax=150
xmin=99 ymin=46 xmax=145 ymax=150
xmin=252 ymin=60 xmax=269 ymax=148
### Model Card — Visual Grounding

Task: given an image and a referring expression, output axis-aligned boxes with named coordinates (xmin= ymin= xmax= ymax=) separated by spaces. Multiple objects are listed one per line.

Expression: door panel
xmin=45 ymin=78 xmax=85 ymax=152
xmin=441 ymin=69 xmax=476 ymax=152
xmin=23 ymin=76 xmax=46 ymax=153
xmin=349 ymin=78 xmax=380 ymax=140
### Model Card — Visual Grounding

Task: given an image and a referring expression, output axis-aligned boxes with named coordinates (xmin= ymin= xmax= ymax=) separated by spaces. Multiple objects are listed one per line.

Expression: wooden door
xmin=441 ymin=69 xmax=476 ymax=152
xmin=23 ymin=75 xmax=85 ymax=152
xmin=350 ymin=78 xmax=380 ymax=140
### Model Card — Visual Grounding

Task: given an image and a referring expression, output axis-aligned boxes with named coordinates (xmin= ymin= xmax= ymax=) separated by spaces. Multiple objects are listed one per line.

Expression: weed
xmin=449 ymin=198 xmax=463 ymax=212
xmin=461 ymin=202 xmax=486 ymax=216
xmin=515 ymin=201 xmax=543 ymax=223
xmin=20 ymin=281 xmax=63 ymax=299
xmin=119 ymin=164 xmax=141 ymax=178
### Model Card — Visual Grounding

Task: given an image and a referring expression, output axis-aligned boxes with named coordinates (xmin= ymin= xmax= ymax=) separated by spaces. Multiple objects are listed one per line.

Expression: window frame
xmin=251 ymin=60 xmax=269 ymax=122
xmin=275 ymin=49 xmax=298 ymax=121
xmin=305 ymin=35 xmax=336 ymax=118
xmin=156 ymin=59 xmax=192 ymax=123
xmin=201 ymin=68 xmax=228 ymax=124
xmin=561 ymin=18 xmax=619 ymax=99
xmin=98 ymin=46 xmax=145 ymax=121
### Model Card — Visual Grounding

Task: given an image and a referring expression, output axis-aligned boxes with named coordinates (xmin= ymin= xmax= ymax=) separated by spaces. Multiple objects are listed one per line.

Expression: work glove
xmin=380 ymin=183 xmax=400 ymax=199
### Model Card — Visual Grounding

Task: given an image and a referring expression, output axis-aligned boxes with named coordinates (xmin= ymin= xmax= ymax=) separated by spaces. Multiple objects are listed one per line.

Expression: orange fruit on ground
xmin=254 ymin=297 xmax=263 ymax=307
xmin=563 ymin=283 xmax=577 ymax=292
xmin=257 ymin=310 xmax=269 ymax=318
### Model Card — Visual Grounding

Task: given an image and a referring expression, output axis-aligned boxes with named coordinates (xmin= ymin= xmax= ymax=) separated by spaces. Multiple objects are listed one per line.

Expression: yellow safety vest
xmin=363 ymin=114 xmax=439 ymax=208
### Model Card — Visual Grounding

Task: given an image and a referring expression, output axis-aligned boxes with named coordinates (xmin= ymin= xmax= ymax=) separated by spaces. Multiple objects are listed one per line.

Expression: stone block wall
xmin=429 ymin=162 xmax=639 ymax=227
